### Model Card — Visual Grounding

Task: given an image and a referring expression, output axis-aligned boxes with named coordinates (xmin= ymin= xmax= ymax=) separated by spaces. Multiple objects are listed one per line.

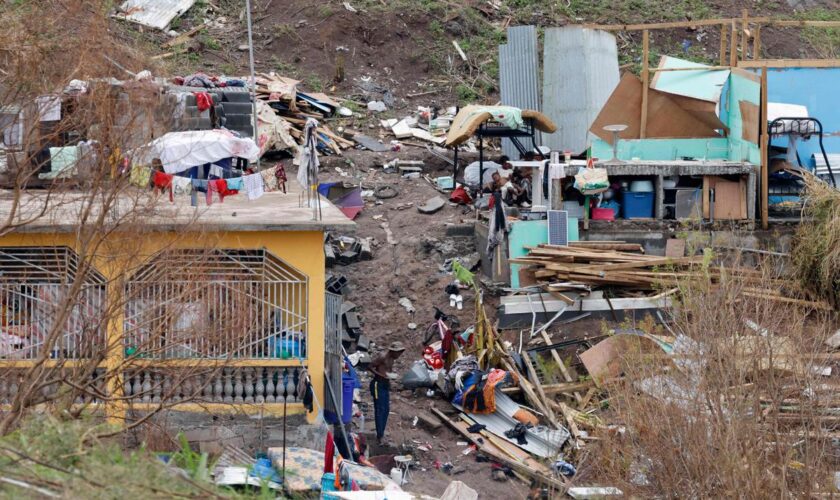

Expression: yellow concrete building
xmin=0 ymin=188 xmax=354 ymax=422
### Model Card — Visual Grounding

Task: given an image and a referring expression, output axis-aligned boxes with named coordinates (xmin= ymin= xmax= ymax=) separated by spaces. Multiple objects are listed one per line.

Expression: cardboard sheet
xmin=739 ymin=101 xmax=760 ymax=143
xmin=579 ymin=334 xmax=664 ymax=386
xmin=590 ymin=73 xmax=723 ymax=143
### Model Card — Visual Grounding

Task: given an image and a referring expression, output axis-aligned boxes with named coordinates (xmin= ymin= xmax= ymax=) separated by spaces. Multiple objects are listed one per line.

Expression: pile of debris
xmin=324 ymin=234 xmax=373 ymax=267
xmin=255 ymin=73 xmax=354 ymax=155
xmin=379 ymin=106 xmax=459 ymax=148
xmin=511 ymin=242 xmax=832 ymax=310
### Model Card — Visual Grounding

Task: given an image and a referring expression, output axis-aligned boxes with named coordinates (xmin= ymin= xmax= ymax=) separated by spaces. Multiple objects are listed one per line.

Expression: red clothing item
xmin=208 ymin=179 xmax=238 ymax=203
xmin=193 ymin=92 xmax=213 ymax=112
xmin=152 ymin=171 xmax=174 ymax=202
xmin=324 ymin=431 xmax=335 ymax=473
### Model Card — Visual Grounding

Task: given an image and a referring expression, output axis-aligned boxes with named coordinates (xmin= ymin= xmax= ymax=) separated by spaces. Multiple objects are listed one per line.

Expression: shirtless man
xmin=369 ymin=341 xmax=405 ymax=444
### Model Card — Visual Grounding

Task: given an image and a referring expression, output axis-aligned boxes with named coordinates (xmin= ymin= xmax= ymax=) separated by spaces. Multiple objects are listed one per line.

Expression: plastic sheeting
xmin=131 ymin=130 xmax=260 ymax=174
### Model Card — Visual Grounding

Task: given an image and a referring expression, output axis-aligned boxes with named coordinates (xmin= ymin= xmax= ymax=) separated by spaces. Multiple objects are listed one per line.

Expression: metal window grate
xmin=124 ymin=249 xmax=308 ymax=360
xmin=0 ymin=247 xmax=106 ymax=359
xmin=324 ymin=292 xmax=343 ymax=417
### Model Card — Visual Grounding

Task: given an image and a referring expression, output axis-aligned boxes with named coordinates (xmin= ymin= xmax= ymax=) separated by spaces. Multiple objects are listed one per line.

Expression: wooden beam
xmin=740 ymin=9 xmax=749 ymax=60
xmin=431 ymin=407 xmax=567 ymax=491
xmin=729 ymin=20 xmax=739 ymax=67
xmin=719 ymin=23 xmax=728 ymax=66
xmin=583 ymin=18 xmax=736 ymax=31
xmin=738 ymin=58 xmax=840 ymax=68
xmin=649 ymin=65 xmax=732 ymax=72
xmin=641 ymin=30 xmax=650 ymax=139
xmin=753 ymin=25 xmax=761 ymax=60
xmin=521 ymin=353 xmax=559 ymax=425
xmin=762 ymin=20 xmax=840 ymax=28
xmin=760 ymin=66 xmax=769 ymax=230
xmin=540 ymin=331 xmax=583 ymax=405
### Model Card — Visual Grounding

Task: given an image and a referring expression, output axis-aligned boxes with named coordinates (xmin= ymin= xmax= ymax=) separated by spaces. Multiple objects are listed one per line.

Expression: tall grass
xmin=581 ymin=263 xmax=837 ymax=497
xmin=791 ymin=174 xmax=840 ymax=308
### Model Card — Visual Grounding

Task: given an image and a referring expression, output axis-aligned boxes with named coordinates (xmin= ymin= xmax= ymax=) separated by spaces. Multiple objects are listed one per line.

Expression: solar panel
xmin=548 ymin=210 xmax=569 ymax=246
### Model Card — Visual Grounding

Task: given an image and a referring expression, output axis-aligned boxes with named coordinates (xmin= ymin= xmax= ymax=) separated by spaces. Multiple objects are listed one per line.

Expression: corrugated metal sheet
xmin=542 ymin=27 xmax=619 ymax=154
xmin=117 ymin=0 xmax=196 ymax=30
xmin=459 ymin=391 xmax=569 ymax=458
xmin=499 ymin=26 xmax=541 ymax=158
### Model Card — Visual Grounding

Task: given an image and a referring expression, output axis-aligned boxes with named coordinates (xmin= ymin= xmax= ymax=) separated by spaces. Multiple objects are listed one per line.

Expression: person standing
xmin=369 ymin=341 xmax=405 ymax=444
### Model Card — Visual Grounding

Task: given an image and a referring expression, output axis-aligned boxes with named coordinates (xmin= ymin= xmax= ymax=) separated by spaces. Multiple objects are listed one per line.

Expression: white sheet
xmin=131 ymin=130 xmax=260 ymax=174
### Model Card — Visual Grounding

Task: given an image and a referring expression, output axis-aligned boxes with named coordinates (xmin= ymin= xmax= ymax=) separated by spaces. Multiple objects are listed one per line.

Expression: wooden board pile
xmin=511 ymin=242 xmax=832 ymax=309
xmin=254 ymin=73 xmax=354 ymax=154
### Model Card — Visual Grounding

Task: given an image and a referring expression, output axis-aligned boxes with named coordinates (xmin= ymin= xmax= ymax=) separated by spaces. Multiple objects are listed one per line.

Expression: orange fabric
xmin=513 ymin=408 xmax=539 ymax=426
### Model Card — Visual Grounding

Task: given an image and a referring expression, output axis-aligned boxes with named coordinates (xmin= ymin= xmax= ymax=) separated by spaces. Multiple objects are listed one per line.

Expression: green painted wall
xmin=591 ymin=137 xmax=730 ymax=161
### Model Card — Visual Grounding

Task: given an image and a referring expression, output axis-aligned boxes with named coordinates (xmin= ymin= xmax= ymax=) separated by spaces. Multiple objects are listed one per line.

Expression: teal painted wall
xmin=591 ymin=137 xmax=730 ymax=161
xmin=725 ymin=71 xmax=761 ymax=164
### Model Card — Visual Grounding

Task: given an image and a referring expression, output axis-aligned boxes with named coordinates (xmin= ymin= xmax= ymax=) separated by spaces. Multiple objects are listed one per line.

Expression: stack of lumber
xmin=254 ymin=73 xmax=354 ymax=154
xmin=510 ymin=243 xmax=832 ymax=309
xmin=510 ymin=243 xmax=705 ymax=290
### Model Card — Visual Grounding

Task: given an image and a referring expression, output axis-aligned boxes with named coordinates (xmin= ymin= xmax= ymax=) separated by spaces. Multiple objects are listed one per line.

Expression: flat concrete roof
xmin=0 ymin=185 xmax=356 ymax=233
xmin=593 ymin=160 xmax=757 ymax=176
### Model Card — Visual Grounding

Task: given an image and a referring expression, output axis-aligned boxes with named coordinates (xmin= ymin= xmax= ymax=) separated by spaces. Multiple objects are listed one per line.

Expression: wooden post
xmin=719 ymin=23 xmax=728 ymax=66
xmin=740 ymin=9 xmax=749 ymax=59
xmin=729 ymin=20 xmax=738 ymax=67
xmin=753 ymin=25 xmax=761 ymax=59
xmin=760 ymin=67 xmax=769 ymax=229
xmin=641 ymin=30 xmax=650 ymax=139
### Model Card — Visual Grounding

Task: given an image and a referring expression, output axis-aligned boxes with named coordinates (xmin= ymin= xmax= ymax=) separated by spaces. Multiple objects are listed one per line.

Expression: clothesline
xmin=128 ymin=162 xmax=288 ymax=206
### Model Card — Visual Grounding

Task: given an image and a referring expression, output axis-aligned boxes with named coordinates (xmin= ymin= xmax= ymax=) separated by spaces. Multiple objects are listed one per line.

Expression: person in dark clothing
xmin=369 ymin=341 xmax=406 ymax=444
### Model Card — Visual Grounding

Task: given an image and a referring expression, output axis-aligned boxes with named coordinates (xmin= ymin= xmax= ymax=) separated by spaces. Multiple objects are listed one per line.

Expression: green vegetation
xmin=0 ymin=417 xmax=274 ymax=498
xmin=201 ymin=34 xmax=222 ymax=51
xmin=796 ymin=8 xmax=840 ymax=58
xmin=305 ymin=75 xmax=325 ymax=92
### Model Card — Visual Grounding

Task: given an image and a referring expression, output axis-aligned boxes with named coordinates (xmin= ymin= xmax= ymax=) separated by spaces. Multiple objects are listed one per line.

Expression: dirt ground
xmin=314 ymin=147 xmax=542 ymax=498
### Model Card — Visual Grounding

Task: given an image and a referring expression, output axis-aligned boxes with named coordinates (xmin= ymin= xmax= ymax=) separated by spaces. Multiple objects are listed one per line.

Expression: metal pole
xmin=244 ymin=0 xmax=260 ymax=169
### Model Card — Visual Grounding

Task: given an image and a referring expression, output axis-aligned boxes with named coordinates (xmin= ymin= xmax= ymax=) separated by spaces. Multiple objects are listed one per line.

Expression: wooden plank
xmin=502 ymin=379 xmax=596 ymax=395
xmin=557 ymin=402 xmax=582 ymax=439
xmin=729 ymin=20 xmax=739 ymax=67
xmin=500 ymin=358 xmax=553 ymax=420
xmin=431 ymin=407 xmax=567 ymax=491
xmin=760 ymin=66 xmax=769 ymax=230
xmin=162 ymin=21 xmax=210 ymax=47
xmin=719 ymin=23 xmax=728 ymax=66
xmin=738 ymin=59 xmax=840 ymax=69
xmin=753 ymin=25 xmax=761 ymax=60
xmin=583 ymin=18 xmax=736 ymax=31
xmin=740 ymin=9 xmax=749 ymax=60
xmin=540 ymin=331 xmax=582 ymax=404
xmin=520 ymin=353 xmax=558 ymax=425
xmin=649 ymin=65 xmax=732 ymax=72
xmin=641 ymin=30 xmax=650 ymax=139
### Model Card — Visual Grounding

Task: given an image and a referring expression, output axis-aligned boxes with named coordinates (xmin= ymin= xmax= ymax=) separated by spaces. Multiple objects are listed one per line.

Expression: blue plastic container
xmin=267 ymin=335 xmax=305 ymax=359
xmin=622 ymin=191 xmax=655 ymax=219
xmin=321 ymin=472 xmax=339 ymax=500
xmin=341 ymin=373 xmax=355 ymax=424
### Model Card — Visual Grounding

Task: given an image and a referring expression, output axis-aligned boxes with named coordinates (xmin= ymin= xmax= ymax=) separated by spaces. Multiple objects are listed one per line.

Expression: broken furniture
xmin=444 ymin=105 xmax=557 ymax=187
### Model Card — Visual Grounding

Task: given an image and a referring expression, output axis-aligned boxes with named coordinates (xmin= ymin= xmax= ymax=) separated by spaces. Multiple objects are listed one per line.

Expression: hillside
xmin=122 ymin=0 xmax=840 ymax=109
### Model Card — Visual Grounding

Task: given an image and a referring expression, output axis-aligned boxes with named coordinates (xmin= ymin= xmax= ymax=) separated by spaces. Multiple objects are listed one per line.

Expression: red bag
xmin=449 ymin=186 xmax=472 ymax=205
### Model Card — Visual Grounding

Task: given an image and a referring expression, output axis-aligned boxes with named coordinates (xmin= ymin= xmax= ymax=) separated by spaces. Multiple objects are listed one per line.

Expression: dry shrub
xmin=792 ymin=174 xmax=840 ymax=308
xmin=586 ymin=264 xmax=838 ymax=498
